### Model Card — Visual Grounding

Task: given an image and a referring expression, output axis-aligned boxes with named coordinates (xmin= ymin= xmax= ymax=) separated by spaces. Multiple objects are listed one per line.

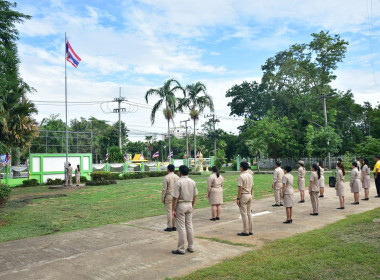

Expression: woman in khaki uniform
xmin=207 ymin=166 xmax=224 ymax=221
xmin=350 ymin=162 xmax=362 ymax=205
xmin=361 ymin=158 xmax=371 ymax=201
xmin=282 ymin=166 xmax=294 ymax=224
xmin=297 ymin=161 xmax=306 ymax=203
xmin=75 ymin=165 xmax=80 ymax=186
xmin=309 ymin=164 xmax=320 ymax=216
xmin=318 ymin=160 xmax=325 ymax=198
xmin=335 ymin=162 xmax=345 ymax=209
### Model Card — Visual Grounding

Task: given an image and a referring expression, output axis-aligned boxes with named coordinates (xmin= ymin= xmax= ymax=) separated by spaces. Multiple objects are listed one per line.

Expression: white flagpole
xmin=65 ymin=32 xmax=69 ymax=185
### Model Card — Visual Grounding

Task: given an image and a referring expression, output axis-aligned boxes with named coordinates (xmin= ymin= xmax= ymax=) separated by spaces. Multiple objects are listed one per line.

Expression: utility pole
xmin=319 ymin=95 xmax=331 ymax=169
xmin=205 ymin=114 xmax=220 ymax=160
xmin=113 ymin=87 xmax=126 ymax=151
xmin=180 ymin=119 xmax=190 ymax=165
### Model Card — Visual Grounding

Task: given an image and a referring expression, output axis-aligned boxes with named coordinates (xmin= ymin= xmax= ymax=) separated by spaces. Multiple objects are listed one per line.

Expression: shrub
xmin=90 ymin=171 xmax=111 ymax=181
xmin=110 ymin=172 xmax=122 ymax=180
xmin=72 ymin=176 xmax=88 ymax=183
xmin=231 ymin=160 xmax=237 ymax=171
xmin=86 ymin=180 xmax=117 ymax=186
xmin=22 ymin=179 xmax=39 ymax=187
xmin=46 ymin=178 xmax=63 ymax=185
xmin=0 ymin=183 xmax=12 ymax=198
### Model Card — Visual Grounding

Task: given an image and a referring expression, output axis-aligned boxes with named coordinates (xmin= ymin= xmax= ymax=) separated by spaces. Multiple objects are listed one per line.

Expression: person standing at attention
xmin=373 ymin=155 xmax=380 ymax=198
xmin=350 ymin=162 xmax=362 ymax=205
xmin=272 ymin=161 xmax=284 ymax=207
xmin=171 ymin=165 xmax=198 ymax=255
xmin=318 ymin=160 xmax=325 ymax=198
xmin=75 ymin=165 xmax=80 ymax=186
xmin=356 ymin=157 xmax=361 ymax=170
xmin=66 ymin=163 xmax=73 ymax=186
xmin=162 ymin=164 xmax=179 ymax=232
xmin=297 ymin=161 xmax=306 ymax=203
xmin=309 ymin=164 xmax=320 ymax=216
xmin=361 ymin=158 xmax=371 ymax=201
xmin=335 ymin=162 xmax=345 ymax=209
xmin=207 ymin=166 xmax=224 ymax=221
xmin=282 ymin=166 xmax=294 ymax=224
xmin=236 ymin=161 xmax=254 ymax=236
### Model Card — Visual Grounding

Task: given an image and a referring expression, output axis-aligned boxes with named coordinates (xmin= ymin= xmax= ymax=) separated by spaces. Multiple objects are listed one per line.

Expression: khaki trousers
xmin=164 ymin=195 xmax=174 ymax=228
xmin=239 ymin=194 xmax=253 ymax=234
xmin=310 ymin=191 xmax=319 ymax=214
xmin=66 ymin=175 xmax=72 ymax=186
xmin=274 ymin=183 xmax=283 ymax=205
xmin=176 ymin=202 xmax=194 ymax=253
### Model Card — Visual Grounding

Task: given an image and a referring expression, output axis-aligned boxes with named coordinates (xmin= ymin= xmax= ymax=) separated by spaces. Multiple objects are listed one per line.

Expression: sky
xmin=15 ymin=0 xmax=380 ymax=141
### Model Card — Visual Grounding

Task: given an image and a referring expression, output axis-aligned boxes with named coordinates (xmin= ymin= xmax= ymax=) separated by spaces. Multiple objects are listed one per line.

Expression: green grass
xmin=174 ymin=207 xmax=380 ymax=280
xmin=0 ymin=171 xmax=335 ymax=243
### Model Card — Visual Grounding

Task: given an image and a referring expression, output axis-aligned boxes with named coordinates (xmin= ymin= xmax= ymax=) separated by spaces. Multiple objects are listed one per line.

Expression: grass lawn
xmin=0 ymin=171 xmax=334 ymax=243
xmin=174 ymin=207 xmax=380 ymax=280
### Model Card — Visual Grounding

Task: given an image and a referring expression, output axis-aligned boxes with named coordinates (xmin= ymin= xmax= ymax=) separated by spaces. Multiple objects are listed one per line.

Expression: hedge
xmin=21 ymin=179 xmax=40 ymax=187
xmin=86 ymin=180 xmax=117 ymax=186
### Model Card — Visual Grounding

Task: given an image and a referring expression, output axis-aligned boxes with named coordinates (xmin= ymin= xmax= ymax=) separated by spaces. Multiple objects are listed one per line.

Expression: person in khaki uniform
xmin=236 ymin=161 xmax=254 ymax=236
xmin=309 ymin=164 xmax=320 ymax=216
xmin=281 ymin=166 xmax=294 ymax=224
xmin=162 ymin=164 xmax=179 ymax=232
xmin=207 ymin=166 xmax=224 ymax=221
xmin=335 ymin=162 xmax=345 ymax=209
xmin=272 ymin=161 xmax=284 ymax=207
xmin=66 ymin=163 xmax=73 ymax=186
xmin=350 ymin=162 xmax=362 ymax=205
xmin=75 ymin=165 xmax=81 ymax=186
xmin=361 ymin=158 xmax=371 ymax=201
xmin=297 ymin=161 xmax=306 ymax=203
xmin=318 ymin=160 xmax=325 ymax=198
xmin=171 ymin=165 xmax=198 ymax=255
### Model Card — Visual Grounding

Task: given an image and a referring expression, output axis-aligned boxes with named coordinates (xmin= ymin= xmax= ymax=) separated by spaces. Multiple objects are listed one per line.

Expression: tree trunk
xmin=167 ymin=118 xmax=171 ymax=159
xmin=193 ymin=118 xmax=197 ymax=172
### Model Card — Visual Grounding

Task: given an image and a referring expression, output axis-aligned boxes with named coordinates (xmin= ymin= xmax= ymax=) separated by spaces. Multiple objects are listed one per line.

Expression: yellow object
xmin=132 ymin=154 xmax=148 ymax=162
xmin=373 ymin=160 xmax=380 ymax=173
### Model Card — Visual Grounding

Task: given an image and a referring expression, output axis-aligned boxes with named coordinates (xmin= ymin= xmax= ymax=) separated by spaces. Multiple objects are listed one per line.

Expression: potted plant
xmin=0 ymin=183 xmax=12 ymax=208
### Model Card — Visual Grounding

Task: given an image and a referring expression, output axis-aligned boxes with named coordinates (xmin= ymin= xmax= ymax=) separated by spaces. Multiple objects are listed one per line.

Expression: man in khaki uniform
xmin=161 ymin=164 xmax=179 ymax=232
xmin=272 ymin=161 xmax=284 ymax=207
xmin=236 ymin=161 xmax=254 ymax=236
xmin=66 ymin=163 xmax=73 ymax=186
xmin=171 ymin=165 xmax=198 ymax=255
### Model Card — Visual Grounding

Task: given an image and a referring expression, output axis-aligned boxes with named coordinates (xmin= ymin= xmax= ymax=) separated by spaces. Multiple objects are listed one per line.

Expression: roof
xmin=132 ymin=154 xmax=148 ymax=162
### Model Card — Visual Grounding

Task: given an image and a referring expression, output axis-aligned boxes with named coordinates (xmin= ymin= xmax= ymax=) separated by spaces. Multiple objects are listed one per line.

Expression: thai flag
xmin=5 ymin=153 xmax=10 ymax=165
xmin=124 ymin=153 xmax=127 ymax=161
xmin=105 ymin=152 xmax=109 ymax=162
xmin=183 ymin=152 xmax=187 ymax=159
xmin=66 ymin=38 xmax=81 ymax=68
xmin=167 ymin=151 xmax=173 ymax=158
xmin=153 ymin=151 xmax=159 ymax=158
xmin=196 ymin=152 xmax=199 ymax=158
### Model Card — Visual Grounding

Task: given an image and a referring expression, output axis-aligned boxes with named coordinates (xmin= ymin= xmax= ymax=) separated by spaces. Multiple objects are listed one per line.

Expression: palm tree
xmin=145 ymin=79 xmax=184 ymax=156
xmin=179 ymin=82 xmax=214 ymax=171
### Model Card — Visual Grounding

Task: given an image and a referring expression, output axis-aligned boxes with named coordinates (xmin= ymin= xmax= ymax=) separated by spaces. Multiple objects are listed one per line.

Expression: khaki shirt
xmin=207 ymin=173 xmax=224 ymax=194
xmin=319 ymin=167 xmax=324 ymax=177
xmin=161 ymin=172 xmax=179 ymax=201
xmin=350 ymin=168 xmax=361 ymax=184
xmin=237 ymin=171 xmax=253 ymax=194
xmin=67 ymin=166 xmax=73 ymax=176
xmin=75 ymin=168 xmax=80 ymax=176
xmin=356 ymin=161 xmax=361 ymax=170
xmin=273 ymin=167 xmax=284 ymax=185
xmin=172 ymin=176 xmax=198 ymax=202
xmin=363 ymin=165 xmax=370 ymax=176
xmin=309 ymin=171 xmax=320 ymax=192
xmin=282 ymin=173 xmax=294 ymax=195
xmin=336 ymin=169 xmax=344 ymax=186
xmin=247 ymin=169 xmax=253 ymax=176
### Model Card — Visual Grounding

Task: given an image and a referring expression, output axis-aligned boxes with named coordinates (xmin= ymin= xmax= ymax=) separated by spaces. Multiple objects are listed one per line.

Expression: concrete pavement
xmin=0 ymin=181 xmax=379 ymax=280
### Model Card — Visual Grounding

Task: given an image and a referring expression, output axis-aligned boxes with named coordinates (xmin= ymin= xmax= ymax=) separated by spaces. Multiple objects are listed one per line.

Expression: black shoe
xmin=310 ymin=213 xmax=319 ymax=216
xmin=298 ymin=200 xmax=305 ymax=203
xmin=283 ymin=220 xmax=291 ymax=224
xmin=337 ymin=207 xmax=345 ymax=209
xmin=172 ymin=227 xmax=177 ymax=231
xmin=351 ymin=202 xmax=359 ymax=205
xmin=172 ymin=250 xmax=185 ymax=255
xmin=186 ymin=248 xmax=194 ymax=253
xmin=375 ymin=195 xmax=380 ymax=198
xmin=272 ymin=204 xmax=280 ymax=207
xmin=361 ymin=198 xmax=369 ymax=201
xmin=237 ymin=232 xmax=249 ymax=236
xmin=249 ymin=232 xmax=253 ymax=235
xmin=216 ymin=217 xmax=220 ymax=220
xmin=210 ymin=218 xmax=216 ymax=221
xmin=319 ymin=195 xmax=324 ymax=198
xmin=280 ymin=204 xmax=284 ymax=206
xmin=164 ymin=228 xmax=172 ymax=232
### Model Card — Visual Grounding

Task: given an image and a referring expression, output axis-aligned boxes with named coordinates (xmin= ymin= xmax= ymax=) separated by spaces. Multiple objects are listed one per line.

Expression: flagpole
xmin=65 ymin=32 xmax=69 ymax=185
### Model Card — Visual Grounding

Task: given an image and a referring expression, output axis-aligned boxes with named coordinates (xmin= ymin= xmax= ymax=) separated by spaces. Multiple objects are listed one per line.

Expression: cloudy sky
xmin=16 ymin=0 xmax=380 ymax=140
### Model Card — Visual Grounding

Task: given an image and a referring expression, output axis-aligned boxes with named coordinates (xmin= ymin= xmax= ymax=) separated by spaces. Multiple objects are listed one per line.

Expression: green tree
xmin=179 ymin=82 xmax=214 ymax=170
xmin=312 ymin=126 xmax=342 ymax=158
xmin=108 ymin=146 xmax=123 ymax=163
xmin=145 ymin=79 xmax=184 ymax=155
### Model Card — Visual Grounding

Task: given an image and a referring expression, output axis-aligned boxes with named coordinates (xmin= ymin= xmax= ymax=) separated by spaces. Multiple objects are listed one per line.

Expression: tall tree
xmin=179 ymin=82 xmax=214 ymax=171
xmin=145 ymin=79 xmax=184 ymax=155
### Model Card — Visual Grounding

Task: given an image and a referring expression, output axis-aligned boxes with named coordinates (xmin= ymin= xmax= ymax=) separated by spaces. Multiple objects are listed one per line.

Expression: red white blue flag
xmin=124 ymin=153 xmax=127 ymax=161
xmin=153 ymin=151 xmax=159 ymax=158
xmin=105 ymin=152 xmax=109 ymax=162
xmin=66 ymin=38 xmax=81 ymax=68
xmin=167 ymin=151 xmax=173 ymax=158
xmin=196 ymin=152 xmax=199 ymax=158
xmin=183 ymin=152 xmax=187 ymax=159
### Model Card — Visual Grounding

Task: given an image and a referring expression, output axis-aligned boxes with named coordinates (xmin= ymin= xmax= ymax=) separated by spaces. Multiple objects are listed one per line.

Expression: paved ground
xmin=0 ymin=181 xmax=379 ymax=280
